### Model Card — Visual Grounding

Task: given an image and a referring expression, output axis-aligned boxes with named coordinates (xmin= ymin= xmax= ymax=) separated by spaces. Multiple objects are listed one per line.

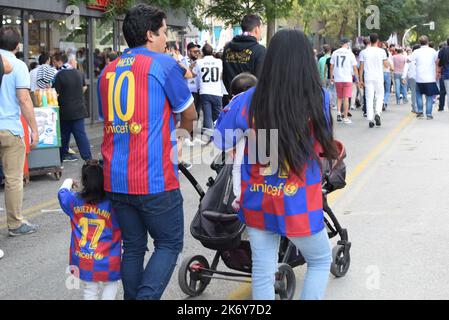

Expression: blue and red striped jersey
xmin=58 ymin=189 xmax=122 ymax=282
xmin=98 ymin=47 xmax=193 ymax=195
xmin=214 ymin=87 xmax=330 ymax=237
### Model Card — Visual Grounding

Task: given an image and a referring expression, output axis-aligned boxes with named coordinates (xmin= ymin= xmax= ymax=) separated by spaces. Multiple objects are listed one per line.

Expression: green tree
xmin=204 ymin=0 xmax=295 ymax=43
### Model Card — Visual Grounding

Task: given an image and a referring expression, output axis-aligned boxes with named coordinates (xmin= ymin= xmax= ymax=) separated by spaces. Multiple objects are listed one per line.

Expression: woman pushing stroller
xmin=214 ymin=29 xmax=339 ymax=300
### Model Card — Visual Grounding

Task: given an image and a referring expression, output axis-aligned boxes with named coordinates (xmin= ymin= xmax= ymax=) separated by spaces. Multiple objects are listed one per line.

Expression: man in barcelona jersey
xmin=97 ymin=4 xmax=197 ymax=300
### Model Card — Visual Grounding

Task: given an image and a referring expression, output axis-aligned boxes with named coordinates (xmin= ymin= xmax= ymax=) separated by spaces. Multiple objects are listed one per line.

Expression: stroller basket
xmin=190 ymin=163 xmax=246 ymax=251
xmin=321 ymin=140 xmax=347 ymax=193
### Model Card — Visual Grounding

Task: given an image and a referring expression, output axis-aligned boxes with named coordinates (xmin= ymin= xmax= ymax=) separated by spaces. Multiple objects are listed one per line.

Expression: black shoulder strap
xmin=0 ymin=54 xmax=4 ymax=88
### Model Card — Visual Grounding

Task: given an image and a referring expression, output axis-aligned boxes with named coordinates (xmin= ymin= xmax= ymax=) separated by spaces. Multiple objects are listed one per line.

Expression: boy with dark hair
xmin=222 ymin=13 xmax=266 ymax=95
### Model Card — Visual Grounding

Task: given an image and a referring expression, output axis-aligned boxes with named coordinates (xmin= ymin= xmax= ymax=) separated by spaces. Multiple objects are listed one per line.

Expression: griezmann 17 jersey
xmin=58 ymin=189 xmax=122 ymax=282
xmin=98 ymin=47 xmax=193 ymax=195
xmin=214 ymin=87 xmax=331 ymax=237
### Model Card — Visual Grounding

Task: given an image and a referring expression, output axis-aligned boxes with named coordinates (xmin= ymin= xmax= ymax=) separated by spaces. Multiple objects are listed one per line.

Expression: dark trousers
xmin=60 ymin=118 xmax=92 ymax=161
xmin=439 ymin=78 xmax=447 ymax=110
xmin=201 ymin=94 xmax=223 ymax=129
xmin=107 ymin=189 xmax=184 ymax=300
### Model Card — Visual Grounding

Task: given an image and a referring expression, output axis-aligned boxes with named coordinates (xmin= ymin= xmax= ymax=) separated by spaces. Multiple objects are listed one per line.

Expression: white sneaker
xmin=343 ymin=118 xmax=352 ymax=124
xmin=183 ymin=139 xmax=195 ymax=147
xmin=0 ymin=249 xmax=4 ymax=259
xmin=193 ymin=138 xmax=207 ymax=146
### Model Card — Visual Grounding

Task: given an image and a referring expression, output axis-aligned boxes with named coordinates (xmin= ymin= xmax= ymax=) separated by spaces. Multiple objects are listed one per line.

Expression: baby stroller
xmin=178 ymin=140 xmax=351 ymax=300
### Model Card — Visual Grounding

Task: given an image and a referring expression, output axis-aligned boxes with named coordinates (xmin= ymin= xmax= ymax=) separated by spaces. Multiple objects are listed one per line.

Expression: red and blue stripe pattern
xmin=98 ymin=47 xmax=193 ymax=195
xmin=58 ymin=189 xmax=121 ymax=282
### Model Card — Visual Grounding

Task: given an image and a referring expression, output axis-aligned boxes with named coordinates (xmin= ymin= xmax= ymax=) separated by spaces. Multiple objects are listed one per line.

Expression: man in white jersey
xmin=359 ymin=33 xmax=389 ymax=128
xmin=330 ymin=38 xmax=359 ymax=124
xmin=193 ymin=43 xmax=223 ymax=131
xmin=407 ymin=35 xmax=439 ymax=120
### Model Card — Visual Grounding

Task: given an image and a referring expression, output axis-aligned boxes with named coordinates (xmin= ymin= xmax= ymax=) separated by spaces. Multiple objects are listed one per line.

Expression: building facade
xmin=0 ymin=0 xmax=188 ymax=122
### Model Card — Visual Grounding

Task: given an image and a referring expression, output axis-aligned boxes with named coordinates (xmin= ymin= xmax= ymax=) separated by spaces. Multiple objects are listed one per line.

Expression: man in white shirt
xmin=408 ymin=36 xmax=439 ymax=119
xmin=330 ymin=38 xmax=359 ymax=124
xmin=359 ymin=33 xmax=389 ymax=128
xmin=193 ymin=43 xmax=223 ymax=130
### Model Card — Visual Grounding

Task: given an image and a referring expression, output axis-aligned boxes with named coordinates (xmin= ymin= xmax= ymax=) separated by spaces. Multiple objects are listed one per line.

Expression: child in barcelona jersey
xmin=58 ymin=160 xmax=122 ymax=300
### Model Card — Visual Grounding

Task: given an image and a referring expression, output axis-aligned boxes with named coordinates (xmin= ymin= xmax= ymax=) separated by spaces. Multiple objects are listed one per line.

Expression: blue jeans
xmin=247 ymin=227 xmax=332 ymax=300
xmin=107 ymin=189 xmax=184 ymax=300
xmin=201 ymin=94 xmax=223 ymax=129
xmin=60 ymin=118 xmax=92 ymax=160
xmin=416 ymin=84 xmax=434 ymax=116
xmin=326 ymin=79 xmax=337 ymax=107
xmin=383 ymin=72 xmax=391 ymax=105
xmin=394 ymin=73 xmax=408 ymax=103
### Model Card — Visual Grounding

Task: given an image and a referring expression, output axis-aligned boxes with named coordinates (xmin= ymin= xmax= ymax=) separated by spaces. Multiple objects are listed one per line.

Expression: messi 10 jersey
xmin=98 ymin=47 xmax=194 ymax=195
xmin=58 ymin=188 xmax=122 ymax=282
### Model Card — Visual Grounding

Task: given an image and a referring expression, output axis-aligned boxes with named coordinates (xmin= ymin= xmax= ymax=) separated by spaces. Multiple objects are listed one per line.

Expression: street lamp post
xmin=402 ymin=21 xmax=435 ymax=47
xmin=402 ymin=25 xmax=417 ymax=47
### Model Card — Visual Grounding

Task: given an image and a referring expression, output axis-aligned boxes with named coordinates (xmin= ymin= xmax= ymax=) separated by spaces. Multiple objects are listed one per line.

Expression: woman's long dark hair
xmin=80 ymin=160 xmax=105 ymax=204
xmin=249 ymin=29 xmax=338 ymax=176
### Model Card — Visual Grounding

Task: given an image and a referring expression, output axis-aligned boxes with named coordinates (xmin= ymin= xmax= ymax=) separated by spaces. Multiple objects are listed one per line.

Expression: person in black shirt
xmin=53 ymin=54 xmax=92 ymax=162
xmin=222 ymin=14 xmax=266 ymax=97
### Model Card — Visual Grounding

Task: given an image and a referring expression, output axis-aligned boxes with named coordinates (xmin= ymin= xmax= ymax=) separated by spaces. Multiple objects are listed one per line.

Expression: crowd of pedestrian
xmin=317 ymin=33 xmax=449 ymax=127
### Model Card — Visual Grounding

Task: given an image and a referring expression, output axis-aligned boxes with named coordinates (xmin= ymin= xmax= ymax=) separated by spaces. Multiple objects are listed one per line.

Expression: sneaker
xmin=193 ymin=138 xmax=207 ymax=146
xmin=331 ymin=105 xmax=337 ymax=110
xmin=369 ymin=121 xmax=375 ymax=128
xmin=0 ymin=249 xmax=4 ymax=259
xmin=363 ymin=112 xmax=367 ymax=118
xmin=416 ymin=113 xmax=424 ymax=119
xmin=68 ymin=148 xmax=76 ymax=155
xmin=374 ymin=114 xmax=381 ymax=127
xmin=183 ymin=139 xmax=195 ymax=147
xmin=347 ymin=112 xmax=353 ymax=118
xmin=343 ymin=118 xmax=352 ymax=124
xmin=336 ymin=114 xmax=342 ymax=122
xmin=438 ymin=109 xmax=444 ymax=112
xmin=179 ymin=161 xmax=192 ymax=171
xmin=382 ymin=104 xmax=386 ymax=111
xmin=426 ymin=115 xmax=434 ymax=120
xmin=9 ymin=222 xmax=38 ymax=237
xmin=63 ymin=154 xmax=78 ymax=162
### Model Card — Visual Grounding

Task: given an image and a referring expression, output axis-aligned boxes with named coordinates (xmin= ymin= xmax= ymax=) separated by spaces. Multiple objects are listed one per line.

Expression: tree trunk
xmin=266 ymin=17 xmax=276 ymax=45
xmin=338 ymin=17 xmax=348 ymax=40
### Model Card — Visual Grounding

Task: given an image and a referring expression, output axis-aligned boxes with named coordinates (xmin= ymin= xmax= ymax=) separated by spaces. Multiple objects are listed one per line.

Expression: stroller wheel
xmin=178 ymin=255 xmax=212 ymax=297
xmin=330 ymin=245 xmax=351 ymax=277
xmin=275 ymin=263 xmax=296 ymax=300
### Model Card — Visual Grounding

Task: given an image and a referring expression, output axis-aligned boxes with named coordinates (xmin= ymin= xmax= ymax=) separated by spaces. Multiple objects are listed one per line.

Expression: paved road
xmin=1 ymin=98 xmax=449 ymax=300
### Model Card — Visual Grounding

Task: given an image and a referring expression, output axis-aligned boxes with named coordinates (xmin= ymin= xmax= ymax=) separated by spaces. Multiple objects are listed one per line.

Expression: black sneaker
xmin=363 ymin=112 xmax=367 ymax=118
xmin=416 ymin=113 xmax=424 ymax=119
xmin=63 ymin=154 xmax=78 ymax=162
xmin=374 ymin=114 xmax=381 ymax=127
xmin=336 ymin=114 xmax=342 ymax=122
xmin=369 ymin=121 xmax=375 ymax=128
xmin=348 ymin=112 xmax=353 ymax=118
